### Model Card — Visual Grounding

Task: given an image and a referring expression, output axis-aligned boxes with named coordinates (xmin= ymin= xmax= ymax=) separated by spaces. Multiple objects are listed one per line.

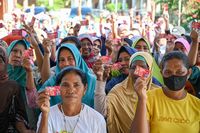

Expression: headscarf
xmin=128 ymin=52 xmax=154 ymax=90
xmin=78 ymin=34 xmax=95 ymax=68
xmin=7 ymin=39 xmax=30 ymax=94
xmin=116 ymin=46 xmax=137 ymax=62
xmin=174 ymin=37 xmax=190 ymax=53
xmin=91 ymin=36 xmax=102 ymax=48
xmin=123 ymin=38 xmax=133 ymax=47
xmin=107 ymin=52 xmax=160 ymax=133
xmin=39 ymin=44 xmax=96 ymax=107
xmin=78 ymin=34 xmax=93 ymax=45
xmin=131 ymin=36 xmax=164 ymax=85
xmin=131 ymin=36 xmax=151 ymax=51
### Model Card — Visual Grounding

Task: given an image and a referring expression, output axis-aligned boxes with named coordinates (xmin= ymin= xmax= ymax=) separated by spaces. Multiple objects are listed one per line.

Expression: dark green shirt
xmin=189 ymin=66 xmax=200 ymax=98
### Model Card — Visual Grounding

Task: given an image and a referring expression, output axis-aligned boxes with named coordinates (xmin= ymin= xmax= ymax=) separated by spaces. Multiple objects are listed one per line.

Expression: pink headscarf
xmin=174 ymin=37 xmax=190 ymax=53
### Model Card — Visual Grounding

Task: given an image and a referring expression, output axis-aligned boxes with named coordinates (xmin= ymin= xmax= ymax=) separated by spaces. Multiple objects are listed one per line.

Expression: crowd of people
xmin=0 ymin=6 xmax=199 ymax=133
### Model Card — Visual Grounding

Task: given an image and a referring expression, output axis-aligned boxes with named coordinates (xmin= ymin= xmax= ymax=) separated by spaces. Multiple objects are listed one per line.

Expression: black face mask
xmin=163 ymin=75 xmax=188 ymax=91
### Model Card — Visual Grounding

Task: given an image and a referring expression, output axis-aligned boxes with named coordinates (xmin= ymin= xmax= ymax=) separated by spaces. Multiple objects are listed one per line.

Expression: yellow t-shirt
xmin=147 ymin=89 xmax=200 ymax=133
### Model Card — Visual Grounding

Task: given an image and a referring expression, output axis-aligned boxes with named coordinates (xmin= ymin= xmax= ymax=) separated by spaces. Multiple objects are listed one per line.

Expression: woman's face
xmin=8 ymin=44 xmax=26 ymax=66
xmin=68 ymin=28 xmax=74 ymax=36
xmin=58 ymin=49 xmax=76 ymax=70
xmin=129 ymin=60 xmax=149 ymax=82
xmin=81 ymin=39 xmax=92 ymax=57
xmin=134 ymin=40 xmax=149 ymax=53
xmin=60 ymin=72 xmax=86 ymax=105
xmin=174 ymin=42 xmax=188 ymax=55
xmin=162 ymin=58 xmax=188 ymax=78
xmin=93 ymin=40 xmax=101 ymax=56
xmin=118 ymin=51 xmax=131 ymax=75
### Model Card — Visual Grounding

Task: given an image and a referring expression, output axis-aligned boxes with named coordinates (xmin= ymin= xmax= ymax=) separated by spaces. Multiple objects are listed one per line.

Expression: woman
xmin=131 ymin=51 xmax=200 ymax=133
xmin=38 ymin=44 xmax=96 ymax=107
xmin=79 ymin=34 xmax=96 ymax=68
xmin=174 ymin=37 xmax=190 ymax=55
xmin=37 ymin=67 xmax=106 ymax=133
xmin=94 ymin=52 xmax=161 ymax=133
xmin=0 ymin=46 xmax=34 ymax=133
xmin=132 ymin=37 xmax=151 ymax=52
xmin=7 ymin=39 xmax=38 ymax=129
xmin=131 ymin=36 xmax=164 ymax=85
xmin=105 ymin=46 xmax=137 ymax=94
xmin=105 ymin=46 xmax=162 ymax=94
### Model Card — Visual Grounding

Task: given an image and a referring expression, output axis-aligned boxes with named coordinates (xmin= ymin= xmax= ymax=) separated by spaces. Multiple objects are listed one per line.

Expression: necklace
xmin=60 ymin=104 xmax=83 ymax=133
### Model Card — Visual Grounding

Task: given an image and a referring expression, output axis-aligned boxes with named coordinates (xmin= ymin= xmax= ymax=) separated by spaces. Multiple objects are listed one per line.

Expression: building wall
xmin=0 ymin=0 xmax=7 ymax=20
xmin=17 ymin=0 xmax=36 ymax=6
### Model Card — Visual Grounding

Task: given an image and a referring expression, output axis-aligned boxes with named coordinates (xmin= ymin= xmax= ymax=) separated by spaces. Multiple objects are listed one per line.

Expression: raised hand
xmin=73 ymin=23 xmax=81 ymax=36
xmin=22 ymin=57 xmax=32 ymax=73
xmin=22 ymin=21 xmax=40 ymax=48
xmin=190 ymin=30 xmax=198 ymax=44
xmin=134 ymin=77 xmax=147 ymax=100
xmin=92 ymin=59 xmax=104 ymax=81
xmin=42 ymin=38 xmax=53 ymax=55
xmin=103 ymin=64 xmax=111 ymax=81
xmin=36 ymin=90 xmax=50 ymax=114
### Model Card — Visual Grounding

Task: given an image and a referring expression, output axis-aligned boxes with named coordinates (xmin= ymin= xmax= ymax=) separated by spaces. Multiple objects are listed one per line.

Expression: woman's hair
xmin=58 ymin=47 xmax=75 ymax=62
xmin=161 ymin=51 xmax=189 ymax=69
xmin=56 ymin=67 xmax=87 ymax=86
xmin=59 ymin=36 xmax=81 ymax=50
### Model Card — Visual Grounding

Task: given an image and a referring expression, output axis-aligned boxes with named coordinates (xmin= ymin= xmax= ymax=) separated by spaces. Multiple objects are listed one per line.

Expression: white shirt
xmin=37 ymin=104 xmax=107 ymax=133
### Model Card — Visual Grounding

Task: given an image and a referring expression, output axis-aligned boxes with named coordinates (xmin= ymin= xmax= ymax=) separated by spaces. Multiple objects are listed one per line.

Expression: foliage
xmin=154 ymin=0 xmax=200 ymax=32
xmin=105 ymin=2 xmax=128 ymax=12
xmin=36 ymin=0 xmax=70 ymax=11
xmin=182 ymin=0 xmax=200 ymax=31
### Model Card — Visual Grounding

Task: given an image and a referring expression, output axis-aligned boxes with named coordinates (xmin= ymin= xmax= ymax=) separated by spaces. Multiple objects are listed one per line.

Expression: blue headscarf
xmin=116 ymin=46 xmax=137 ymax=62
xmin=39 ymin=44 xmax=96 ymax=107
xmin=123 ymin=38 xmax=133 ymax=47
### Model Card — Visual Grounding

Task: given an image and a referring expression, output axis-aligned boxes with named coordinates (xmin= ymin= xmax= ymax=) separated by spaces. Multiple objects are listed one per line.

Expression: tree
xmin=154 ymin=0 xmax=199 ymax=32
xmin=36 ymin=0 xmax=70 ymax=10
xmin=182 ymin=0 xmax=200 ymax=31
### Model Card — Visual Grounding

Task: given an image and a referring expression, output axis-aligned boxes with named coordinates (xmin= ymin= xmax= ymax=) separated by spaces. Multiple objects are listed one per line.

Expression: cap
xmin=171 ymin=26 xmax=186 ymax=36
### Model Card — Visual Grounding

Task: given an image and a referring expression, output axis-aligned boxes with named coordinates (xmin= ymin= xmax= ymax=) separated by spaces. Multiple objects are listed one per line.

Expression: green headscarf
xmin=7 ymin=40 xmax=30 ymax=100
xmin=6 ymin=40 xmax=38 ymax=128
xmin=131 ymin=55 xmax=147 ymax=64
xmin=132 ymin=37 xmax=151 ymax=51
xmin=132 ymin=37 xmax=164 ymax=84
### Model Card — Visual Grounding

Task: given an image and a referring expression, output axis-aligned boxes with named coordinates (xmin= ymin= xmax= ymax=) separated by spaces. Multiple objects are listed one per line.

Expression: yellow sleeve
xmin=146 ymin=90 xmax=153 ymax=121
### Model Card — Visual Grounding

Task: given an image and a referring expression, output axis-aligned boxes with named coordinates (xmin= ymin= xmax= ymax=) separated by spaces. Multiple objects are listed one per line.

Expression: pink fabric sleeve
xmin=26 ymin=88 xmax=38 ymax=108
